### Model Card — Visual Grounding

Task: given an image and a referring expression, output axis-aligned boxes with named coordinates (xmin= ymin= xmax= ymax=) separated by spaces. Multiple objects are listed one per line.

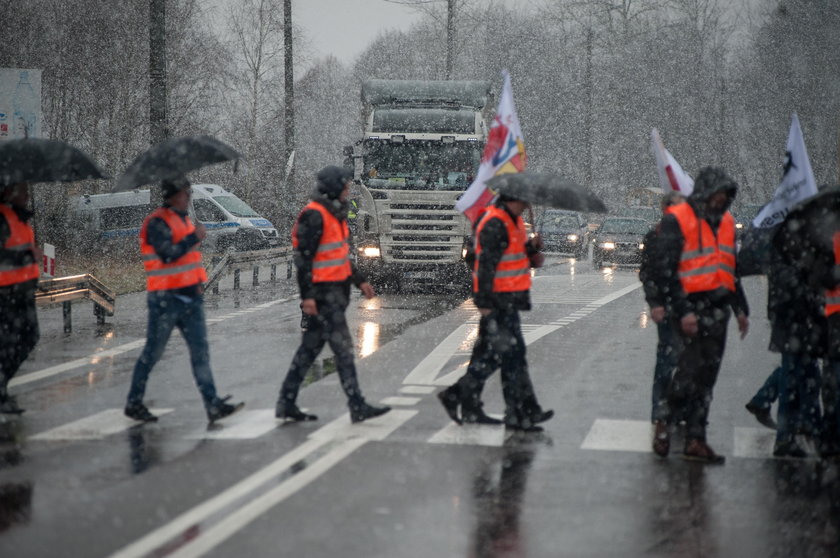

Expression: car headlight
xmin=639 ymin=243 xmax=645 ymax=250
xmin=600 ymin=242 xmax=615 ymax=250
xmin=360 ymin=246 xmax=381 ymax=258
xmin=735 ymin=223 xmax=744 ymax=229
xmin=567 ymin=234 xmax=579 ymax=242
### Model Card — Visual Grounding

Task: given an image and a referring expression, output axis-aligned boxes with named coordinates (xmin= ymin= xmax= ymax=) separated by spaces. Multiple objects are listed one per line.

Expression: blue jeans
xmin=776 ymin=353 xmax=822 ymax=446
xmin=748 ymin=366 xmax=780 ymax=411
xmin=127 ymin=291 xmax=219 ymax=409
xmin=651 ymin=320 xmax=677 ymax=422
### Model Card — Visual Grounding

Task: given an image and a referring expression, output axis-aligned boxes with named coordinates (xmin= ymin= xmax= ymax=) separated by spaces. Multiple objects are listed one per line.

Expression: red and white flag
xmin=650 ymin=128 xmax=693 ymax=196
xmin=455 ymin=70 xmax=527 ymax=224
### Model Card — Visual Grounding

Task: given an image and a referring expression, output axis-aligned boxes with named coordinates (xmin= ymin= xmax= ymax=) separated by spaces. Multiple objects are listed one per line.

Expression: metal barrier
xmin=205 ymin=246 xmax=294 ymax=294
xmin=35 ymin=274 xmax=116 ymax=334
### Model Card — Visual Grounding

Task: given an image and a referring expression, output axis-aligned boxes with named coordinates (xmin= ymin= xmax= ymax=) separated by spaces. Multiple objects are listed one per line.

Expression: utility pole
xmin=445 ymin=0 xmax=454 ymax=79
xmin=149 ymin=0 xmax=167 ymax=206
xmin=283 ymin=0 xmax=295 ymax=186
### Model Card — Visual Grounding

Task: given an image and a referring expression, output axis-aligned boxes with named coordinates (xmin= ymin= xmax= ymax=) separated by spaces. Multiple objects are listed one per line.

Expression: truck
xmin=344 ymin=79 xmax=492 ymax=290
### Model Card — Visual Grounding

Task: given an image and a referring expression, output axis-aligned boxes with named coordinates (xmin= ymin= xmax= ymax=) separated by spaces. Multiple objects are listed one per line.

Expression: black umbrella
xmin=737 ymin=222 xmax=778 ymax=276
xmin=114 ymin=135 xmax=240 ymax=192
xmin=774 ymin=186 xmax=840 ymax=260
xmin=486 ymin=172 xmax=607 ymax=213
xmin=0 ymin=138 xmax=108 ymax=187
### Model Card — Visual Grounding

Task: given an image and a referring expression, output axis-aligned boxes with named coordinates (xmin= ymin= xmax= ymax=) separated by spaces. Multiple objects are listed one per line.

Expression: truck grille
xmin=378 ymin=199 xmax=466 ymax=263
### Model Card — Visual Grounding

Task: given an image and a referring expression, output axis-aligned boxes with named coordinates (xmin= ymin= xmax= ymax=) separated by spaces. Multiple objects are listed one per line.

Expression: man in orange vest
xmin=125 ymin=176 xmax=243 ymax=424
xmin=276 ymin=166 xmax=390 ymax=423
xmin=0 ymin=183 xmax=41 ymax=414
xmin=437 ymin=193 xmax=553 ymax=432
xmin=652 ymin=167 xmax=750 ymax=463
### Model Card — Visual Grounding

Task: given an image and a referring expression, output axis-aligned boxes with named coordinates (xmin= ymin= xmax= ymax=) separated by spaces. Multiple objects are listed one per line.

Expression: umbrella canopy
xmin=737 ymin=223 xmax=780 ymax=276
xmin=774 ymin=186 xmax=840 ymax=261
xmin=485 ymin=172 xmax=607 ymax=213
xmin=0 ymin=138 xmax=108 ymax=187
xmin=115 ymin=135 xmax=240 ymax=192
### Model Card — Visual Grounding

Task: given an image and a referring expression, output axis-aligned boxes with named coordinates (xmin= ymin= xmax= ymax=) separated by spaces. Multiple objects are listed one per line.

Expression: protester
xmin=125 ymin=177 xmax=243 ymax=424
xmin=639 ymin=192 xmax=683 ymax=427
xmin=438 ymin=193 xmax=553 ymax=432
xmin=652 ymin=167 xmax=750 ymax=463
xmin=814 ymin=227 xmax=840 ymax=458
xmin=0 ymin=183 xmax=41 ymax=414
xmin=275 ymin=166 xmax=390 ymax=424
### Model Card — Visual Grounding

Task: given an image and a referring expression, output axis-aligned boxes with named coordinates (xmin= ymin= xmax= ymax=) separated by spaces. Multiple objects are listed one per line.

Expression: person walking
xmin=125 ymin=177 xmax=243 ymax=424
xmin=0 ymin=183 xmax=41 ymax=414
xmin=639 ymin=192 xmax=683 ymax=428
xmin=652 ymin=167 xmax=750 ymax=463
xmin=275 ymin=166 xmax=390 ymax=424
xmin=437 ymin=193 xmax=553 ymax=432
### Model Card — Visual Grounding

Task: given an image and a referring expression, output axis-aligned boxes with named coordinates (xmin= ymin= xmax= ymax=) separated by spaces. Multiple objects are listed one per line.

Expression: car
xmin=614 ymin=205 xmax=661 ymax=225
xmin=732 ymin=203 xmax=764 ymax=239
xmin=592 ymin=216 xmax=652 ymax=269
xmin=537 ymin=210 xmax=590 ymax=259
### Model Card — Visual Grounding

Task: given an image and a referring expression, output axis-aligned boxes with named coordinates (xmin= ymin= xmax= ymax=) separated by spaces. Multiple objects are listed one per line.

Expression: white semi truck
xmin=345 ymin=79 xmax=491 ymax=289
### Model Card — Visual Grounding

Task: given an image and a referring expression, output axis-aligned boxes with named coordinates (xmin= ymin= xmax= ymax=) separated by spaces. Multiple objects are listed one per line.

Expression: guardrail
xmin=35 ymin=274 xmax=116 ymax=334
xmin=205 ymin=246 xmax=295 ymax=293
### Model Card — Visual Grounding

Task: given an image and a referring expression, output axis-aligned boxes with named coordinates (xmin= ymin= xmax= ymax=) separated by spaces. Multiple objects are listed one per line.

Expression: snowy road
xmin=2 ymin=256 xmax=838 ymax=557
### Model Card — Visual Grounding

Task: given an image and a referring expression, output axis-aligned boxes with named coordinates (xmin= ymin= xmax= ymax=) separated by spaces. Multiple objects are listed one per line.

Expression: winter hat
xmin=691 ymin=167 xmax=737 ymax=202
xmin=161 ymin=175 xmax=191 ymax=199
xmin=315 ymin=166 xmax=352 ymax=200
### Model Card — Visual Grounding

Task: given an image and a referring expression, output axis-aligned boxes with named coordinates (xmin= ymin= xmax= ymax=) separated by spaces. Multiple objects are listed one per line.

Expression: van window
xmin=194 ymin=199 xmax=227 ymax=222
xmin=212 ymin=196 xmax=259 ymax=218
xmin=100 ymin=205 xmax=153 ymax=231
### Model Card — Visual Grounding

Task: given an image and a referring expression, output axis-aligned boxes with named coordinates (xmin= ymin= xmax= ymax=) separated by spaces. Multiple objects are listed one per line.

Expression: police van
xmin=71 ymin=184 xmax=279 ymax=253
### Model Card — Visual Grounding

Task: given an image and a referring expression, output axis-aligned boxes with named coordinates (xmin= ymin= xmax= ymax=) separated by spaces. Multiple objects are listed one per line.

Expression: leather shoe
xmin=652 ymin=420 xmax=669 ymax=457
xmin=350 ymin=402 xmax=391 ymax=423
xmin=0 ymin=396 xmax=25 ymax=415
xmin=682 ymin=438 xmax=725 ymax=464
xmin=207 ymin=396 xmax=245 ymax=423
xmin=276 ymin=401 xmax=318 ymax=421
xmin=124 ymin=403 xmax=158 ymax=423
xmin=745 ymin=402 xmax=776 ymax=430
xmin=437 ymin=391 xmax=462 ymax=425
xmin=462 ymin=404 xmax=503 ymax=425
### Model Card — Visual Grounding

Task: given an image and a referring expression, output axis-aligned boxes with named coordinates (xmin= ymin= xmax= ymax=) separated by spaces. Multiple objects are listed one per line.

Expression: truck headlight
xmin=567 ymin=234 xmax=579 ymax=242
xmin=360 ymin=246 xmax=381 ymax=258
xmin=600 ymin=242 xmax=615 ymax=250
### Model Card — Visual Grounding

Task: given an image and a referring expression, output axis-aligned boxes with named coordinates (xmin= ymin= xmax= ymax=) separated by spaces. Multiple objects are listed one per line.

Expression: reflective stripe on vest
xmin=292 ymin=201 xmax=351 ymax=283
xmin=826 ymin=231 xmax=840 ymax=316
xmin=139 ymin=207 xmax=207 ymax=291
xmin=667 ymin=201 xmax=736 ymax=293
xmin=473 ymin=206 xmax=531 ymax=293
xmin=0 ymin=204 xmax=40 ymax=287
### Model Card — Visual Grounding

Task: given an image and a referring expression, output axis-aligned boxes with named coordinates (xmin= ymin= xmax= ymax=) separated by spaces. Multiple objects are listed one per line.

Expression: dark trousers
xmin=651 ymin=320 xmax=677 ymax=423
xmin=748 ymin=366 xmax=780 ymax=410
xmin=127 ymin=291 xmax=219 ymax=409
xmin=449 ymin=309 xmax=541 ymax=422
xmin=775 ymin=353 xmax=822 ymax=446
xmin=667 ymin=303 xmax=730 ymax=441
xmin=279 ymin=299 xmax=364 ymax=409
xmin=0 ymin=286 xmax=39 ymax=400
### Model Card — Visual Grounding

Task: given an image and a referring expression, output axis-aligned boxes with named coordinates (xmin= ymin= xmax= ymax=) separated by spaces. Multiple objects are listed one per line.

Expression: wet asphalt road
xmin=1 ymin=254 xmax=839 ymax=557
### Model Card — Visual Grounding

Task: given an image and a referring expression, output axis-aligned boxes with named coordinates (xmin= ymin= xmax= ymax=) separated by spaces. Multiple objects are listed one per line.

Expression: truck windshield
xmin=362 ymin=141 xmax=482 ymax=191
xmin=212 ymin=196 xmax=260 ymax=218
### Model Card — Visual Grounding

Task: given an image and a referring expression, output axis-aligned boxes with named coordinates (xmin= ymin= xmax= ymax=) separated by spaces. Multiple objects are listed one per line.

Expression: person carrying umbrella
xmin=438 ymin=191 xmax=554 ymax=432
xmin=651 ymin=167 xmax=750 ymax=463
xmin=0 ymin=182 xmax=41 ymax=414
xmin=275 ymin=166 xmax=390 ymax=424
xmin=124 ymin=176 xmax=243 ymax=424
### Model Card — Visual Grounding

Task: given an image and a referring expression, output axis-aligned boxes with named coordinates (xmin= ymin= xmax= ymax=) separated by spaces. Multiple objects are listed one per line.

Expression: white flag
xmin=650 ymin=128 xmax=693 ymax=196
xmin=752 ymin=113 xmax=818 ymax=228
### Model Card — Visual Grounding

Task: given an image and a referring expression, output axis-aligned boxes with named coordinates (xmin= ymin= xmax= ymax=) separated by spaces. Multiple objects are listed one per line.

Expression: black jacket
xmin=294 ymin=195 xmax=366 ymax=307
xmin=766 ymin=249 xmax=825 ymax=355
xmin=473 ymin=201 xmax=538 ymax=312
xmin=639 ymin=225 xmax=664 ymax=309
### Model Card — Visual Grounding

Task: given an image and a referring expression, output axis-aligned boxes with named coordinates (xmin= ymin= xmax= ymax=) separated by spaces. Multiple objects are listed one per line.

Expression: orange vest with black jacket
xmin=140 ymin=207 xmax=207 ymax=291
xmin=0 ymin=204 xmax=40 ymax=287
xmin=667 ymin=201 xmax=736 ymax=293
xmin=473 ymin=205 xmax=531 ymax=293
xmin=825 ymin=231 xmax=840 ymax=317
xmin=292 ymin=201 xmax=351 ymax=283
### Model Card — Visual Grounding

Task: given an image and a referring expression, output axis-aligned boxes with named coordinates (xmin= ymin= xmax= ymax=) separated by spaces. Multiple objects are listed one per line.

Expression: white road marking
xmin=580 ymin=418 xmax=653 ymax=453
xmin=399 ymin=385 xmax=436 ymax=395
xmin=187 ymin=410 xmax=277 ymax=440
xmin=428 ymin=422 xmax=506 ymax=447
xmin=380 ymin=396 xmax=421 ymax=406
xmin=401 ymin=324 xmax=474 ymax=385
xmin=733 ymin=426 xmax=775 ymax=458
xmin=17 ymin=297 xmax=292 ymax=389
xmin=31 ymin=408 xmax=175 ymax=441
xmin=309 ymin=409 xmax=417 ymax=443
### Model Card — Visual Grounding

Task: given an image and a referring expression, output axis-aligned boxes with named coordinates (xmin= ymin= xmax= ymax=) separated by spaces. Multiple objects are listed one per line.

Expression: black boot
xmin=124 ymin=402 xmax=157 ymax=422
xmin=462 ymin=400 xmax=502 ymax=425
xmin=437 ymin=388 xmax=462 ymax=425
xmin=350 ymin=402 xmax=391 ymax=423
xmin=276 ymin=400 xmax=318 ymax=421
xmin=207 ymin=395 xmax=245 ymax=423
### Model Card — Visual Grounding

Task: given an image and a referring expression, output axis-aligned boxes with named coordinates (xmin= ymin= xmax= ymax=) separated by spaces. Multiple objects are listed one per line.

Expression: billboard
xmin=0 ymin=68 xmax=42 ymax=140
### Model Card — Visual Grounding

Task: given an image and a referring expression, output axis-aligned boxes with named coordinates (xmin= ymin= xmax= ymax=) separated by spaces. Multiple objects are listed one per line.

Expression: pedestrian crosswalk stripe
xmin=580 ymin=418 xmax=652 ymax=453
xmin=380 ymin=396 xmax=421 ymax=406
xmin=733 ymin=426 xmax=775 ymax=459
xmin=187 ymin=410 xmax=277 ymax=440
xmin=428 ymin=422 xmax=506 ymax=447
xmin=399 ymin=385 xmax=435 ymax=395
xmin=31 ymin=408 xmax=175 ymax=441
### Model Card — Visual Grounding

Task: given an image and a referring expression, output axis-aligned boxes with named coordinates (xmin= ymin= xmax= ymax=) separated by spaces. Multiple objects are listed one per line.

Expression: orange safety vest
xmin=292 ymin=201 xmax=351 ymax=283
xmin=473 ymin=205 xmax=531 ymax=293
xmin=825 ymin=231 xmax=840 ymax=316
xmin=140 ymin=207 xmax=207 ymax=291
xmin=667 ymin=201 xmax=736 ymax=293
xmin=0 ymin=204 xmax=40 ymax=287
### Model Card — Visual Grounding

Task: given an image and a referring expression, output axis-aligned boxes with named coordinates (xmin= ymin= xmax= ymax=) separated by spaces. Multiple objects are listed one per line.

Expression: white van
xmin=71 ymin=184 xmax=279 ymax=253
